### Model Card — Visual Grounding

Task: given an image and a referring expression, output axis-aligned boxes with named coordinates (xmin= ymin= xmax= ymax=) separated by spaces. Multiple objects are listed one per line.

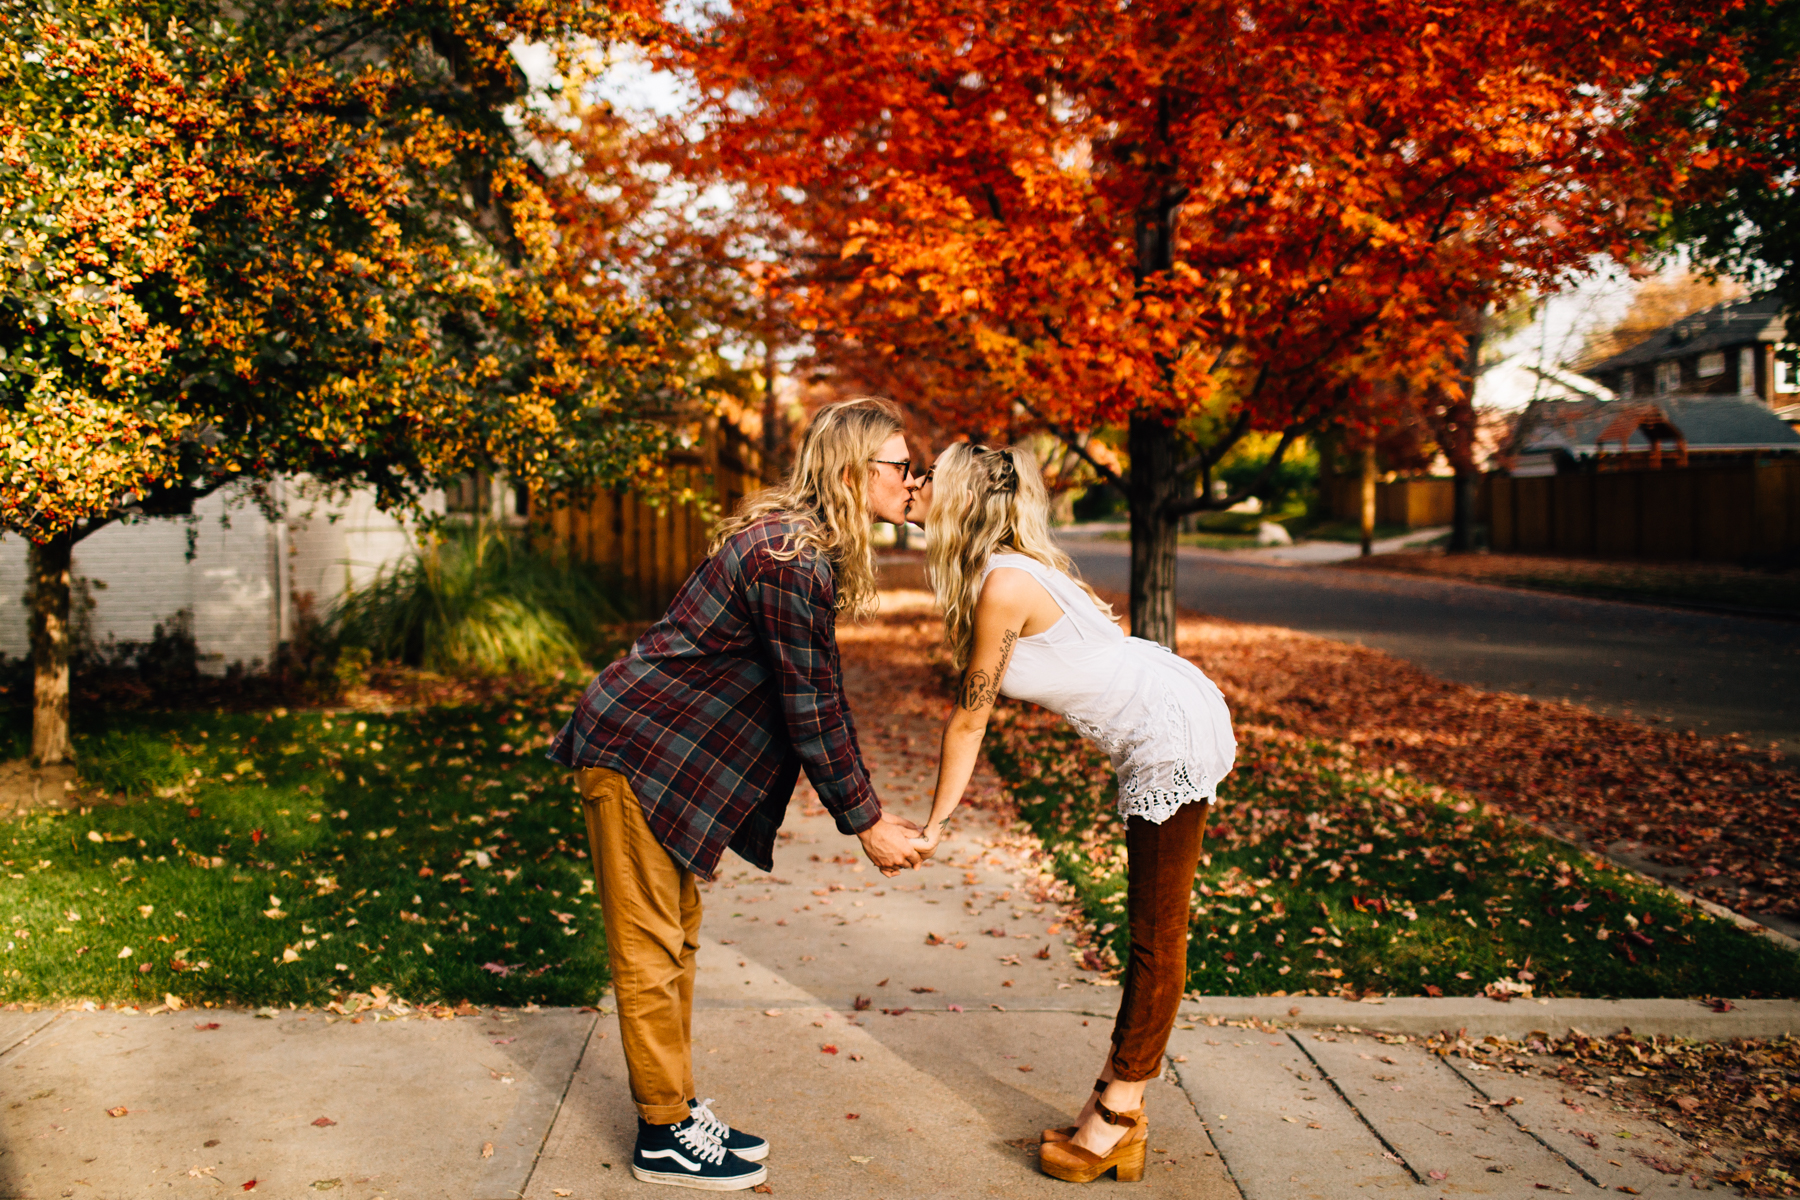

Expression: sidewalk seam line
xmin=1286 ymin=1030 xmax=1423 ymax=1185
xmin=1162 ymin=1053 xmax=1246 ymax=1198
xmin=0 ymin=1011 xmax=60 ymax=1060
xmin=1442 ymin=1056 xmax=1604 ymax=1190
xmin=506 ymin=1011 xmax=601 ymax=1200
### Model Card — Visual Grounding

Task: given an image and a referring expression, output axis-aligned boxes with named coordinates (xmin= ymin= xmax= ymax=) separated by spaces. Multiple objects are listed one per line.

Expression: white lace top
xmin=981 ymin=553 xmax=1237 ymax=824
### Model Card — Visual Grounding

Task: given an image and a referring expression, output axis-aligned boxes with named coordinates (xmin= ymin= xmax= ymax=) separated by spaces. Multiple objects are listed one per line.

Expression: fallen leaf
xmin=853 ymin=995 xmax=871 ymax=1011
xmin=821 ymin=1044 xmax=840 ymax=1055
xmin=106 ymin=1106 xmax=129 ymax=1118
xmin=481 ymin=1142 xmax=494 ymax=1159
xmin=849 ymin=1155 xmax=873 ymax=1164
xmin=846 ymin=1112 xmax=859 ymax=1119
xmin=312 ymin=1116 xmax=336 ymax=1127
xmin=194 ymin=1021 xmax=220 ymax=1031
xmin=1429 ymin=1170 xmax=1447 ymax=1180
xmin=1018 ymin=1065 xmax=1034 ymax=1073
xmin=241 ymin=1182 xmax=257 ymax=1193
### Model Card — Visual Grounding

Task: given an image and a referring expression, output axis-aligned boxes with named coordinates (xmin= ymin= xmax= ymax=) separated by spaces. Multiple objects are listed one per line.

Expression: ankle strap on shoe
xmin=1093 ymin=1078 xmax=1108 ymax=1094
xmin=1095 ymin=1097 xmax=1140 ymax=1128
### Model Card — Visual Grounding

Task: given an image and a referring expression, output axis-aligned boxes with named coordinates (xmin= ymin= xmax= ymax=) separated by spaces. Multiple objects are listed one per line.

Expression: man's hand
xmin=858 ymin=810 xmax=924 ymax=877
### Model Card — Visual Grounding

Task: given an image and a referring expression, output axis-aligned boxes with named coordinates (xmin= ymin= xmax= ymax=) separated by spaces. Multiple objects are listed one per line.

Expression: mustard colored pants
xmin=577 ymin=767 xmax=701 ymax=1124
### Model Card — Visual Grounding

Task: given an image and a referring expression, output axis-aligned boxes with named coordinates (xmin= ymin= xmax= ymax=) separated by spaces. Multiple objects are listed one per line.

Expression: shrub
xmin=331 ymin=522 xmax=631 ymax=678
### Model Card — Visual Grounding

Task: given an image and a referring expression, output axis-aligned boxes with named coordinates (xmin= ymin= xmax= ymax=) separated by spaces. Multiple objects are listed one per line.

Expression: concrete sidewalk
xmin=3 ymin=609 xmax=1794 ymax=1199
xmin=6 ymin=794 xmax=1792 ymax=1199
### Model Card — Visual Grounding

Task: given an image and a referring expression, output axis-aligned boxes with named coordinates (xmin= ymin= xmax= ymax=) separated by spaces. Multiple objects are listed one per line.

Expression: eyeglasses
xmin=870 ymin=457 xmax=913 ymax=480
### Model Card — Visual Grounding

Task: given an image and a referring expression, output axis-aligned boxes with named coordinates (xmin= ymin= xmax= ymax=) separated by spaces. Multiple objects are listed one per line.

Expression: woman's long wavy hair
xmin=925 ymin=442 xmax=1110 ymax=669
xmin=711 ymin=396 xmax=903 ymax=621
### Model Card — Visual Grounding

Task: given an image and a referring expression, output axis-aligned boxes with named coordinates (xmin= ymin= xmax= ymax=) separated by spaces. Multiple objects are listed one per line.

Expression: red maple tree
xmin=629 ymin=0 xmax=1743 ymax=642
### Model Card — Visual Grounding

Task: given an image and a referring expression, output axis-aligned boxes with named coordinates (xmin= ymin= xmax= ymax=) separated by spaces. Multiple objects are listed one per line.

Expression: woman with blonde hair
xmin=548 ymin=396 xmax=926 ymax=1191
xmin=907 ymin=442 xmax=1236 ymax=1185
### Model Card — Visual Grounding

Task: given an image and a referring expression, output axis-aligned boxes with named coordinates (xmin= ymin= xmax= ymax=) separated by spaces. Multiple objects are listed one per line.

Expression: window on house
xmin=1740 ymin=346 xmax=1759 ymax=397
xmin=444 ymin=472 xmax=489 ymax=514
xmin=1654 ymin=360 xmax=1681 ymax=394
xmin=1696 ymin=351 xmax=1725 ymax=378
xmin=1779 ymin=344 xmax=1800 ymax=394
xmin=1618 ymin=371 xmax=1634 ymax=398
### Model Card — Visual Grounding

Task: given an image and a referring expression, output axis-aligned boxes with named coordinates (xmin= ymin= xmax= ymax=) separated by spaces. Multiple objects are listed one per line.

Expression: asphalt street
xmin=1061 ymin=537 xmax=1800 ymax=759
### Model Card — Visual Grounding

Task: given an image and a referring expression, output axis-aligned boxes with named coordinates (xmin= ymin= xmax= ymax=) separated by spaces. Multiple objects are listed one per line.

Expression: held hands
xmin=909 ymin=821 xmax=944 ymax=861
xmin=857 ymin=809 xmax=926 ymax=877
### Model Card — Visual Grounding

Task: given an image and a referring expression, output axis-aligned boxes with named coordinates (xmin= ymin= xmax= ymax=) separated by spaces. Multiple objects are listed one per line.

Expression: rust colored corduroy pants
xmin=1109 ymin=799 xmax=1209 ymax=1082
xmin=577 ymin=766 xmax=700 ymax=1124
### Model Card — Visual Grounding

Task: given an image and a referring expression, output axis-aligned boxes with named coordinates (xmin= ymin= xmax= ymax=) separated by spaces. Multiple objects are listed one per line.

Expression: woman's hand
xmin=910 ymin=821 xmax=944 ymax=859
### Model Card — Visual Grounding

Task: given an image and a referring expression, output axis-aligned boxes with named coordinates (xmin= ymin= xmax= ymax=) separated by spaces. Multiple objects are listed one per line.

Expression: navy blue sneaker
xmin=632 ymin=1116 xmax=767 ymax=1191
xmin=689 ymin=1097 xmax=770 ymax=1162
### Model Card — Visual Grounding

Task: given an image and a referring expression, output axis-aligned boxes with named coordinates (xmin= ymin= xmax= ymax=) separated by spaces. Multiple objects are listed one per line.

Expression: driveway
xmin=1061 ymin=536 xmax=1800 ymax=759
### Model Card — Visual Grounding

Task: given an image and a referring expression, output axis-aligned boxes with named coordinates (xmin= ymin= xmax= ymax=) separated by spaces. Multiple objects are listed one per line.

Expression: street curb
xmin=1175 ymin=995 xmax=1800 ymax=1040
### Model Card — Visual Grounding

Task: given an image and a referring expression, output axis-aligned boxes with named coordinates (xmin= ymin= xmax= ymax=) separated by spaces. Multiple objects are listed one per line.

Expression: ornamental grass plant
xmin=330 ymin=521 xmax=632 ymax=679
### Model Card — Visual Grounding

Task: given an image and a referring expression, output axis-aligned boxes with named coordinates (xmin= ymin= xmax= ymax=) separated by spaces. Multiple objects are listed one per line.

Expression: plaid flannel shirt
xmin=547 ymin=512 xmax=882 ymax=879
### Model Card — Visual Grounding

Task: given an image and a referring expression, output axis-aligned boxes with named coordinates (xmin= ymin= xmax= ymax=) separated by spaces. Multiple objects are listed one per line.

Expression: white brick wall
xmin=0 ymin=480 xmax=440 ymax=674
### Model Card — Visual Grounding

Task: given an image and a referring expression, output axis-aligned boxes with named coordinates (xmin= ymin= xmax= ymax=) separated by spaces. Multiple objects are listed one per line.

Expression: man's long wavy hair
xmin=925 ymin=442 xmax=1110 ymax=669
xmin=711 ymin=396 xmax=903 ymax=621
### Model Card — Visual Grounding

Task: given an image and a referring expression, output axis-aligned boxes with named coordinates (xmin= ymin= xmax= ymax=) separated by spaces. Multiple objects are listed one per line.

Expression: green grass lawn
xmin=986 ymin=707 xmax=1800 ymax=998
xmin=0 ymin=695 xmax=610 ymax=1009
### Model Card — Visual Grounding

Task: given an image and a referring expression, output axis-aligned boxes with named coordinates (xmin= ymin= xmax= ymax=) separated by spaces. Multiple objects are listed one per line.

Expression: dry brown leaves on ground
xmin=1140 ymin=598 xmax=1800 ymax=917
xmin=1427 ymin=1028 xmax=1800 ymax=1196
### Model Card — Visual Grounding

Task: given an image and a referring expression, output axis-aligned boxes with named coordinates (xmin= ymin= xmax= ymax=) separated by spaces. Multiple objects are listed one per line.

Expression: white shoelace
xmin=689 ymin=1098 xmax=732 ymax=1146
xmin=674 ymin=1119 xmax=727 ymax=1165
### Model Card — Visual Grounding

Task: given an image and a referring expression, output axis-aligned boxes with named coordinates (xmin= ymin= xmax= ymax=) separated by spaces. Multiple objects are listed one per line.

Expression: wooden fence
xmin=533 ymin=417 xmax=765 ymax=613
xmin=1328 ymin=476 xmax=1460 ymax=528
xmin=1488 ymin=459 xmax=1800 ymax=562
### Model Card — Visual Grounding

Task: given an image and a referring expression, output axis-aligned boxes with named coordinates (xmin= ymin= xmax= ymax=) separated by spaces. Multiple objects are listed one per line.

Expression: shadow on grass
xmin=986 ymin=705 xmax=1800 ymax=999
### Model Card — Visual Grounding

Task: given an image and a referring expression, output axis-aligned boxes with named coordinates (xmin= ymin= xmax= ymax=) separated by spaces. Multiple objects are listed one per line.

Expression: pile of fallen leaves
xmin=1158 ymin=606 xmax=1800 ymax=918
xmin=1425 ymin=1026 xmax=1800 ymax=1196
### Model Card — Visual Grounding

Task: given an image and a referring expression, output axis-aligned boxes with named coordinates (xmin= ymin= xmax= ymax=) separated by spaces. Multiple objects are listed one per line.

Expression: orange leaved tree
xmin=647 ymin=0 xmax=1741 ymax=644
xmin=2 ymin=1 xmax=681 ymax=764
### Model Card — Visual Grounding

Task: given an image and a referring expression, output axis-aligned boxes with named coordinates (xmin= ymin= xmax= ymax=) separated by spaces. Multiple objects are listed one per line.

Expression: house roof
xmin=1583 ymin=296 xmax=1789 ymax=374
xmin=1514 ymin=394 xmax=1800 ymax=456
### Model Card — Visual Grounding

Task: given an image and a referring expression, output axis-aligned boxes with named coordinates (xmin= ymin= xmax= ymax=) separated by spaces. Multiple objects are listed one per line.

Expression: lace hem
xmin=1117 ymin=758 xmax=1217 ymax=824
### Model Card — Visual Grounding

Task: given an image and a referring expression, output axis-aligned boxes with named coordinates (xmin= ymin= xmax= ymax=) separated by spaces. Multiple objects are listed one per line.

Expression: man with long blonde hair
xmin=547 ymin=397 xmax=924 ymax=1191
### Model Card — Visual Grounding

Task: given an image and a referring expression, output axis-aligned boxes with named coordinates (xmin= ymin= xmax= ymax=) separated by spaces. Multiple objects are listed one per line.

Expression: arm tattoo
xmin=959 ymin=629 xmax=1018 ymax=710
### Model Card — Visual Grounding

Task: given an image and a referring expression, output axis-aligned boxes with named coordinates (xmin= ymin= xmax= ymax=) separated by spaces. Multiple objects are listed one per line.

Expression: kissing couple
xmin=547 ymin=397 xmax=1237 ymax=1189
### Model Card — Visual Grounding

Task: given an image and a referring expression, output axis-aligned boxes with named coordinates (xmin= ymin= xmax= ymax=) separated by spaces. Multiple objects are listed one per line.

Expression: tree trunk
xmin=1451 ymin=469 xmax=1479 ymax=552
xmin=29 ymin=532 xmax=74 ymax=766
xmin=1127 ymin=411 xmax=1180 ymax=648
xmin=1447 ymin=315 xmax=1486 ymax=553
xmin=1359 ymin=443 xmax=1377 ymax=558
